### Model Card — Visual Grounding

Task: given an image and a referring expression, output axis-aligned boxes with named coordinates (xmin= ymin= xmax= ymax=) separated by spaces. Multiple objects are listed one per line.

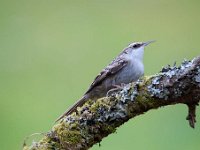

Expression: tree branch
xmin=23 ymin=56 xmax=200 ymax=150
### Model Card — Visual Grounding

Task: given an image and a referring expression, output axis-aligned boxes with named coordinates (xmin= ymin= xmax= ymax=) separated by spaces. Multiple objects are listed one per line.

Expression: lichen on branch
xmin=23 ymin=56 xmax=200 ymax=150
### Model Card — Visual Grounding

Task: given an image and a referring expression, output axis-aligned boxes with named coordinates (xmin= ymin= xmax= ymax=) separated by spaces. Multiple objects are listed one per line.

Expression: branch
xmin=23 ymin=56 xmax=200 ymax=150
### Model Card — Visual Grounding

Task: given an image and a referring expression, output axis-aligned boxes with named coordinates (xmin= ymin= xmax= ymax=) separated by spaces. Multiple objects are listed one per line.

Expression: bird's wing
xmin=55 ymin=56 xmax=128 ymax=122
xmin=85 ymin=57 xmax=128 ymax=94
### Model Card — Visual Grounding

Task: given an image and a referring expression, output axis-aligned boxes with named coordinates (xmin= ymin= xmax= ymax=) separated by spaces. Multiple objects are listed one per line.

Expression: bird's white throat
xmin=125 ymin=46 xmax=144 ymax=62
xmin=131 ymin=46 xmax=144 ymax=61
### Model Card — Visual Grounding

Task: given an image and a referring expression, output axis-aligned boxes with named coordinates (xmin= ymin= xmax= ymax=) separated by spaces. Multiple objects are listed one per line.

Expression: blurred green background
xmin=0 ymin=0 xmax=200 ymax=149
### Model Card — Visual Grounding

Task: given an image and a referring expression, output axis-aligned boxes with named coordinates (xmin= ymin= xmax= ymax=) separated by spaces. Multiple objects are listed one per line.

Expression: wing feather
xmin=85 ymin=58 xmax=128 ymax=94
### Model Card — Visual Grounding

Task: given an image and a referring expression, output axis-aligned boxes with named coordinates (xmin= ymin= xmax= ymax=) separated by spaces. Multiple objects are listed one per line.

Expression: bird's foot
xmin=106 ymin=88 xmax=119 ymax=97
xmin=106 ymin=84 xmax=126 ymax=97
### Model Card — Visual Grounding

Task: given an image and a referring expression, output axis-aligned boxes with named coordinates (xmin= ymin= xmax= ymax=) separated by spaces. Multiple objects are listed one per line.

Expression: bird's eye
xmin=132 ymin=44 xmax=140 ymax=48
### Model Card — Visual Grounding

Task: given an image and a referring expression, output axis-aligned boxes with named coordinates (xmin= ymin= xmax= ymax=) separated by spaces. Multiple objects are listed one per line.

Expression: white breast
xmin=114 ymin=58 xmax=144 ymax=85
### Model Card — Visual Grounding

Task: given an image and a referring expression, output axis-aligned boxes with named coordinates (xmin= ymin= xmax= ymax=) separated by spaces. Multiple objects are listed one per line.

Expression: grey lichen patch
xmin=195 ymin=75 xmax=200 ymax=83
xmin=147 ymin=75 xmax=170 ymax=100
xmin=96 ymin=97 xmax=127 ymax=123
xmin=194 ymin=66 xmax=200 ymax=87
xmin=147 ymin=59 xmax=194 ymax=100
xmin=115 ymin=83 xmax=138 ymax=103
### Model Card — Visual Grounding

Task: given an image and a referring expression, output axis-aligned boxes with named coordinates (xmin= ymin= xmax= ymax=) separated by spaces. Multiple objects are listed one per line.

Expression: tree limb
xmin=23 ymin=56 xmax=200 ymax=150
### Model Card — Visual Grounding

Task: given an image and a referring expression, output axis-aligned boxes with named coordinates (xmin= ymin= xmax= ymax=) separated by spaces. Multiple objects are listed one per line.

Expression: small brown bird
xmin=56 ymin=41 xmax=154 ymax=121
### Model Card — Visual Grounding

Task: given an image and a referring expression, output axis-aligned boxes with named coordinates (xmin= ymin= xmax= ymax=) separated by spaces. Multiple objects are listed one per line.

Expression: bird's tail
xmin=55 ymin=95 xmax=88 ymax=122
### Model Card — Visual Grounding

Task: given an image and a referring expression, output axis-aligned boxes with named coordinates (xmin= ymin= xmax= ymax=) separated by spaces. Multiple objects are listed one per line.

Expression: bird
xmin=56 ymin=40 xmax=154 ymax=122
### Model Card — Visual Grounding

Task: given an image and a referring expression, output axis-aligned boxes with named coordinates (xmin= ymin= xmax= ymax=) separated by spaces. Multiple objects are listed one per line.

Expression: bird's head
xmin=123 ymin=40 xmax=155 ymax=61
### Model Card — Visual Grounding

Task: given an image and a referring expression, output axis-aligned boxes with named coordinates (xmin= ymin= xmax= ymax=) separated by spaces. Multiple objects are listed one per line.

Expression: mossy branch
xmin=23 ymin=56 xmax=200 ymax=150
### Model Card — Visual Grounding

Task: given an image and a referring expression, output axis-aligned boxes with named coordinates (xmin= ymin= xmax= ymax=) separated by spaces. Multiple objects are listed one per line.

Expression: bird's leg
xmin=186 ymin=102 xmax=198 ymax=128
xmin=106 ymin=83 xmax=126 ymax=97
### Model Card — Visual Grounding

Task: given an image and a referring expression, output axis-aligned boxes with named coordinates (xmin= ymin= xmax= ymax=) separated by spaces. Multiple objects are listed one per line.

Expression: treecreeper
xmin=56 ymin=41 xmax=155 ymax=122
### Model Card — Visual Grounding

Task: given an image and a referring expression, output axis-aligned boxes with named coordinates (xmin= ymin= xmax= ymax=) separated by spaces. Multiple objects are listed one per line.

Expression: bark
xmin=23 ymin=56 xmax=200 ymax=150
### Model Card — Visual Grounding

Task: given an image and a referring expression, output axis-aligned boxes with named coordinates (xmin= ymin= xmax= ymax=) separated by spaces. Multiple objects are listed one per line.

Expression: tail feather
xmin=55 ymin=95 xmax=87 ymax=122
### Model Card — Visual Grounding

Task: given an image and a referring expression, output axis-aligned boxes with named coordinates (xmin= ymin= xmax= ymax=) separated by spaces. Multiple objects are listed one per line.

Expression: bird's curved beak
xmin=143 ymin=40 xmax=155 ymax=46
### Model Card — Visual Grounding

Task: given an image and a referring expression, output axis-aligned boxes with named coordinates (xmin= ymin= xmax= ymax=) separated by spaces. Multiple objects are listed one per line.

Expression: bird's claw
xmin=106 ymin=84 xmax=125 ymax=97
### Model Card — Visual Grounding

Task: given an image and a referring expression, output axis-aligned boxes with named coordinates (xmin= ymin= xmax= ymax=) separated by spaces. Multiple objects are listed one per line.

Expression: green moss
xmin=90 ymin=98 xmax=111 ymax=113
xmin=103 ymin=124 xmax=116 ymax=134
xmin=60 ymin=130 xmax=81 ymax=144
xmin=53 ymin=120 xmax=82 ymax=145
xmin=77 ymin=99 xmax=93 ymax=114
